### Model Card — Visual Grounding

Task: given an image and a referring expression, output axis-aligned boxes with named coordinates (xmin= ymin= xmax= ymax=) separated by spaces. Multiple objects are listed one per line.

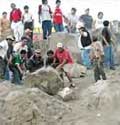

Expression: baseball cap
xmin=57 ymin=42 xmax=63 ymax=48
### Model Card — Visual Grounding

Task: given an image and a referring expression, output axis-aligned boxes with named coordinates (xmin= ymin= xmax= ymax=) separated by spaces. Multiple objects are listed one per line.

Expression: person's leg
xmin=82 ymin=49 xmax=91 ymax=69
xmin=17 ymin=21 xmax=24 ymax=41
xmin=59 ymin=24 xmax=64 ymax=32
xmin=4 ymin=65 xmax=10 ymax=80
xmin=104 ymin=46 xmax=110 ymax=67
xmin=29 ymin=22 xmax=34 ymax=39
xmin=42 ymin=21 xmax=47 ymax=40
xmin=11 ymin=22 xmax=19 ymax=41
xmin=47 ymin=21 xmax=52 ymax=37
xmin=54 ymin=24 xmax=59 ymax=32
xmin=12 ymin=67 xmax=21 ymax=85
xmin=109 ymin=45 xmax=115 ymax=69
xmin=99 ymin=61 xmax=107 ymax=80
xmin=94 ymin=60 xmax=101 ymax=82
xmin=24 ymin=22 xmax=28 ymax=30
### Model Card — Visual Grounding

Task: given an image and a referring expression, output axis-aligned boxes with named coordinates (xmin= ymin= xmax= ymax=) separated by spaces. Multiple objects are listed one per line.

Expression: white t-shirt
xmin=41 ymin=5 xmax=51 ymax=21
xmin=67 ymin=13 xmax=78 ymax=25
xmin=0 ymin=40 xmax=8 ymax=58
xmin=95 ymin=18 xmax=103 ymax=30
xmin=23 ymin=13 xmax=33 ymax=23
xmin=14 ymin=42 xmax=28 ymax=53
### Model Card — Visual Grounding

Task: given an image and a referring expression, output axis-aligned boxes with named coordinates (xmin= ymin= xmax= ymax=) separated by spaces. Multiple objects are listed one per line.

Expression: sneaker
xmin=69 ymin=83 xmax=76 ymax=88
xmin=48 ymin=35 xmax=51 ymax=38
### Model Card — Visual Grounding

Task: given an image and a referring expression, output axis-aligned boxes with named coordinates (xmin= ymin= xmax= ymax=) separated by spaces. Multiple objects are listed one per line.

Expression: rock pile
xmin=0 ymin=81 xmax=70 ymax=125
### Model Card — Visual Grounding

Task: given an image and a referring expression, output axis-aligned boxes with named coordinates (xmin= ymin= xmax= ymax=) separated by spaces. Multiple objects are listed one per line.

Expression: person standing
xmin=66 ymin=8 xmax=78 ymax=33
xmin=53 ymin=0 xmax=64 ymax=32
xmin=4 ymin=36 xmax=15 ymax=80
xmin=94 ymin=12 xmax=104 ymax=31
xmin=78 ymin=27 xmax=92 ymax=69
xmin=94 ymin=12 xmax=104 ymax=40
xmin=80 ymin=8 xmax=93 ymax=34
xmin=90 ymin=36 xmax=106 ymax=82
xmin=0 ymin=12 xmax=11 ymax=38
xmin=38 ymin=0 xmax=52 ymax=40
xmin=10 ymin=3 xmax=23 ymax=42
xmin=22 ymin=5 xmax=34 ymax=39
xmin=102 ymin=20 xmax=115 ymax=70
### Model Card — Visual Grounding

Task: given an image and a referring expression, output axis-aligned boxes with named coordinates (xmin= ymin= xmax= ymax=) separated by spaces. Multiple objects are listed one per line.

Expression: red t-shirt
xmin=10 ymin=8 xmax=22 ymax=22
xmin=53 ymin=7 xmax=63 ymax=24
xmin=54 ymin=48 xmax=73 ymax=64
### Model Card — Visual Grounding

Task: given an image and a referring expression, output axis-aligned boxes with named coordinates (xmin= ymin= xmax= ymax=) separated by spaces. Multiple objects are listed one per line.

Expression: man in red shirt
xmin=53 ymin=0 xmax=64 ymax=32
xmin=53 ymin=42 xmax=75 ymax=87
xmin=10 ymin=3 xmax=23 ymax=42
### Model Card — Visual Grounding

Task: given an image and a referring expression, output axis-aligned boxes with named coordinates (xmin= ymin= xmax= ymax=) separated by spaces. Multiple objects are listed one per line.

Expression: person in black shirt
xmin=78 ymin=27 xmax=92 ymax=69
xmin=27 ymin=49 xmax=44 ymax=72
xmin=102 ymin=20 xmax=115 ymax=70
xmin=46 ymin=50 xmax=59 ymax=68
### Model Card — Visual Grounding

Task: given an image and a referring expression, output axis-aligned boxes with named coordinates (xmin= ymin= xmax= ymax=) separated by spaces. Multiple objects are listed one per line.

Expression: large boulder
xmin=24 ymin=67 xmax=64 ymax=95
xmin=0 ymin=82 xmax=70 ymax=125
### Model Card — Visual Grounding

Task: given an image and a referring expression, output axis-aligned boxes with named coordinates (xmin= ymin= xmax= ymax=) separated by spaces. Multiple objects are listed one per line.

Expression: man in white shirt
xmin=38 ymin=0 xmax=52 ymax=40
xmin=66 ymin=8 xmax=78 ymax=33
xmin=94 ymin=12 xmax=104 ymax=40
xmin=95 ymin=12 xmax=104 ymax=30
xmin=23 ymin=5 xmax=34 ymax=32
xmin=14 ymin=37 xmax=28 ymax=53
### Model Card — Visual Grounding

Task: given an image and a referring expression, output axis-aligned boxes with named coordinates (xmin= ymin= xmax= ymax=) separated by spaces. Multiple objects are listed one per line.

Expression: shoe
xmin=69 ymin=83 xmax=76 ymax=88
xmin=110 ymin=67 xmax=116 ymax=70
xmin=48 ymin=35 xmax=51 ymax=38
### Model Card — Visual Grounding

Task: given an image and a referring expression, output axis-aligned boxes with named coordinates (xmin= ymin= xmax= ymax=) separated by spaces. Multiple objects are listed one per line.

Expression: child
xmin=90 ymin=36 xmax=107 ymax=82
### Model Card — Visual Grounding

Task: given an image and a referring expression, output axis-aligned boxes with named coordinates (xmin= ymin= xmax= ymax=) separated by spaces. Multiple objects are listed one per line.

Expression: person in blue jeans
xmin=81 ymin=48 xmax=91 ymax=68
xmin=42 ymin=21 xmax=52 ymax=39
xmin=78 ymin=27 xmax=92 ymax=69
xmin=102 ymin=20 xmax=115 ymax=70
xmin=38 ymin=0 xmax=52 ymax=40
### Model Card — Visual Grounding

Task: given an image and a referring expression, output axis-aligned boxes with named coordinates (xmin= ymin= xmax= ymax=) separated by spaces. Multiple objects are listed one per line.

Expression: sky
xmin=0 ymin=0 xmax=120 ymax=26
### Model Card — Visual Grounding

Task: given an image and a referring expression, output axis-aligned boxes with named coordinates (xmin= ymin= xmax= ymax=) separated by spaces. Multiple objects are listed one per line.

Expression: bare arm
xmin=102 ymin=36 xmax=109 ymax=46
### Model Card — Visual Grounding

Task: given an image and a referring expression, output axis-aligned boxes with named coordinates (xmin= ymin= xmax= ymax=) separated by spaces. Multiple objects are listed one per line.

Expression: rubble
xmin=0 ymin=82 xmax=70 ymax=125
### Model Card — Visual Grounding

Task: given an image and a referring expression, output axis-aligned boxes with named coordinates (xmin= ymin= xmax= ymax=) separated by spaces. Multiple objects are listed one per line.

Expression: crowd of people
xmin=0 ymin=0 xmax=118 ymax=86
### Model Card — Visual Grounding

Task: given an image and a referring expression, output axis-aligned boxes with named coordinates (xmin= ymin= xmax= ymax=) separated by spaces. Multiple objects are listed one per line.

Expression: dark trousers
xmin=54 ymin=24 xmax=64 ymax=32
xmin=93 ymin=59 xmax=106 ymax=82
xmin=24 ymin=21 xmax=34 ymax=39
xmin=9 ymin=66 xmax=22 ymax=85
xmin=42 ymin=20 xmax=52 ymax=39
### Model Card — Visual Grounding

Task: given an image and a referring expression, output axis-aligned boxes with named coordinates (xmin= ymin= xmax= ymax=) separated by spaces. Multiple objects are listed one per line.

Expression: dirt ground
xmin=32 ymin=33 xmax=120 ymax=125
xmin=58 ymin=67 xmax=120 ymax=125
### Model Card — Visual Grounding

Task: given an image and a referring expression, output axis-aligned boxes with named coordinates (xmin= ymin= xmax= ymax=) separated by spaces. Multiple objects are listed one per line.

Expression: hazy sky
xmin=1 ymin=0 xmax=120 ymax=26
